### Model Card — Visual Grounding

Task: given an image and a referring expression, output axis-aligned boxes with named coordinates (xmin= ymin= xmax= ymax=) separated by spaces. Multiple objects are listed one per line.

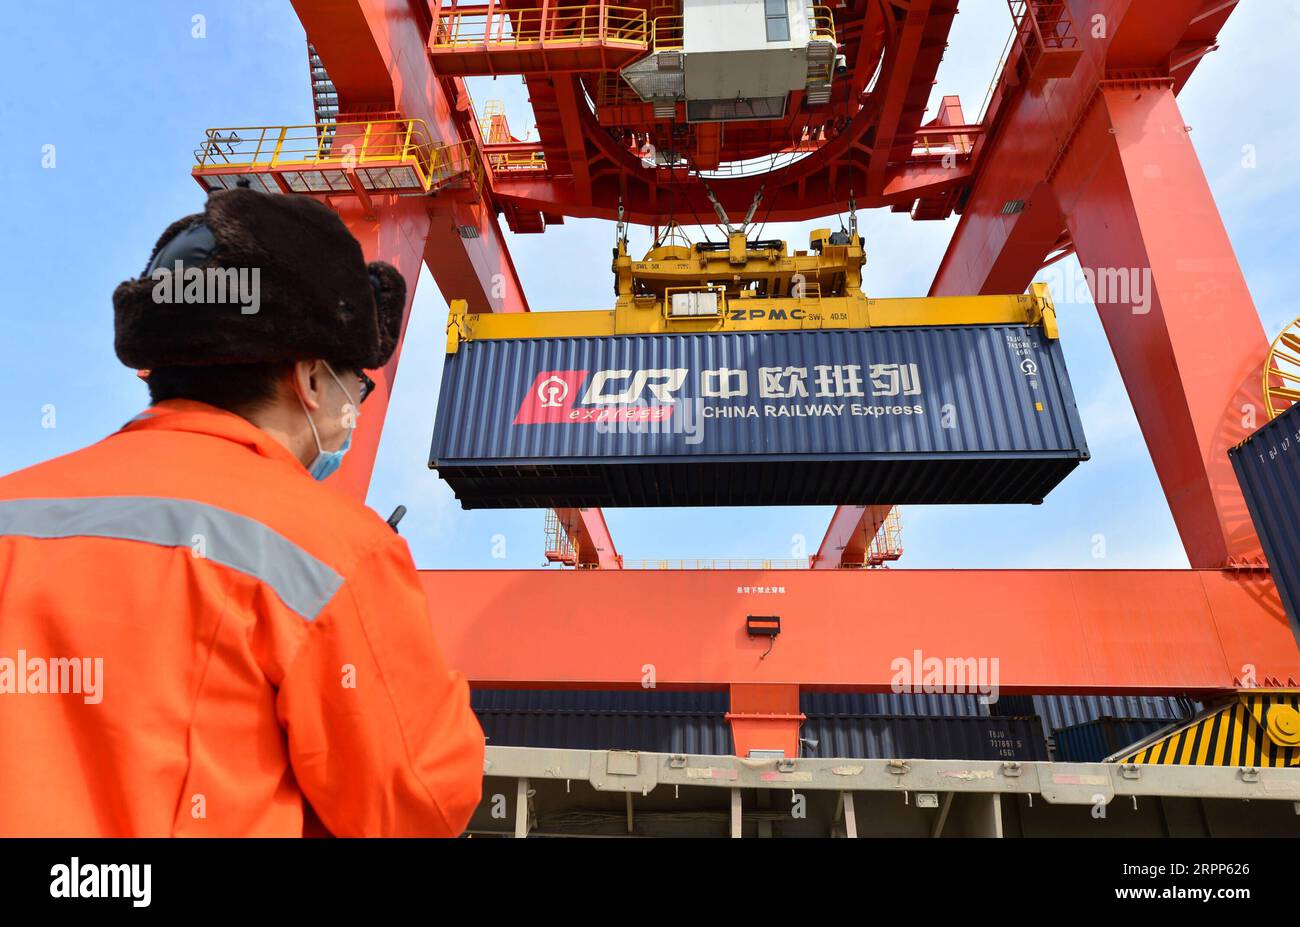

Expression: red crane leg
xmin=326 ymin=197 xmax=432 ymax=502
xmin=423 ymin=204 xmax=530 ymax=314
xmin=1050 ymin=81 xmax=1268 ymax=567
xmin=930 ymin=181 xmax=1066 ymax=297
xmin=811 ymin=505 xmax=892 ymax=569
xmin=322 ymin=195 xmax=531 ymax=503
xmin=423 ymin=568 xmax=1299 ymax=693
xmin=290 ymin=0 xmax=538 ymax=507
xmin=293 ymin=0 xmax=531 ymax=317
xmin=556 ymin=507 xmax=622 ymax=569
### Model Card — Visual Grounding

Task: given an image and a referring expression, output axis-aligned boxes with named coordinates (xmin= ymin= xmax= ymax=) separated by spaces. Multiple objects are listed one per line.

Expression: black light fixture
xmin=746 ymin=615 xmax=781 ymax=638
xmin=747 ymin=615 xmax=781 ymax=659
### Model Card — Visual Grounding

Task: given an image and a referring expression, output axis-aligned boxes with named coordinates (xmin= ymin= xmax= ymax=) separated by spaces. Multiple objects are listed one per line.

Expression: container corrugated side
xmin=1052 ymin=717 xmax=1178 ymax=763
xmin=473 ymin=704 xmax=733 ymax=755
xmin=1230 ymin=401 xmax=1300 ymax=637
xmin=471 ymin=690 xmax=1047 ymax=760
xmin=801 ymin=691 xmax=990 ymax=718
xmin=431 ymin=325 xmax=1090 ymax=509
xmin=477 ymin=689 xmax=990 ymax=718
xmin=992 ymin=694 xmax=1200 ymax=740
xmin=471 ymin=689 xmax=733 ymax=754
xmin=799 ymin=714 xmax=1048 ymax=761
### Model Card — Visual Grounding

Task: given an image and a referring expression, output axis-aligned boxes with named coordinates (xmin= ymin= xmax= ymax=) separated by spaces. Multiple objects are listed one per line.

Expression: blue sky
xmin=2 ymin=1 xmax=1296 ymax=570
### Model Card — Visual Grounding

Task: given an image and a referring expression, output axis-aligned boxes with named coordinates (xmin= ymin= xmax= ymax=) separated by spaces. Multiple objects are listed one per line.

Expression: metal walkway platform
xmin=472 ymin=746 xmax=1300 ymax=837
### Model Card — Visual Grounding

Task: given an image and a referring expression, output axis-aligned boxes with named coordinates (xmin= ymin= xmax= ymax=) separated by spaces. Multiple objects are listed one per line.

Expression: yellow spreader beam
xmin=446 ymin=230 xmax=1059 ymax=352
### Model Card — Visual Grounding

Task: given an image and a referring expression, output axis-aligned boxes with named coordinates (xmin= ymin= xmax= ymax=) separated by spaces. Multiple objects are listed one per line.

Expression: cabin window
xmin=765 ymin=0 xmax=790 ymax=42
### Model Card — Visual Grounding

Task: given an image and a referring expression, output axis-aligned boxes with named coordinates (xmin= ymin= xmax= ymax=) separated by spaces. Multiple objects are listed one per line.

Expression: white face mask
xmin=297 ymin=362 xmax=358 ymax=481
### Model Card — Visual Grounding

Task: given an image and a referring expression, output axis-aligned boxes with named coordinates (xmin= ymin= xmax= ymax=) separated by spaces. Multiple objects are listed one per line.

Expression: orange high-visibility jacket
xmin=0 ymin=400 xmax=484 ymax=836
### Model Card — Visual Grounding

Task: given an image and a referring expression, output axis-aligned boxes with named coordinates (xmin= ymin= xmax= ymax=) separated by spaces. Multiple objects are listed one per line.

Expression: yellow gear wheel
xmin=1266 ymin=703 xmax=1300 ymax=748
xmin=1263 ymin=316 xmax=1300 ymax=420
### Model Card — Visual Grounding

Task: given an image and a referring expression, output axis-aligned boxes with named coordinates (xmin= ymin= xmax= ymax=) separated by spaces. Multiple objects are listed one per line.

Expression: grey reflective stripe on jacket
xmin=0 ymin=496 xmax=343 ymax=621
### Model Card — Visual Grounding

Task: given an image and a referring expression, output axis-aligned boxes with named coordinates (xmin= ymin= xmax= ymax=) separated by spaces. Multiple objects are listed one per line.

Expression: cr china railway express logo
xmin=513 ymin=369 xmax=683 ymax=425
xmin=536 ymin=375 xmax=571 ymax=407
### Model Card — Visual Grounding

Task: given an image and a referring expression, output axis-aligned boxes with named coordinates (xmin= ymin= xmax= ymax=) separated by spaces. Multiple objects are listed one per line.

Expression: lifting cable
xmin=750 ymin=151 xmax=781 ymax=241
xmin=683 ymin=154 xmax=724 ymax=243
xmin=672 ymin=149 xmax=712 ymax=244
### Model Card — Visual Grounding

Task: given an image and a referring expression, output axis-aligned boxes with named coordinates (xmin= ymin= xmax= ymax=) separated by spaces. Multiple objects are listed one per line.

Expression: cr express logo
xmin=514 ymin=369 xmax=684 ymax=424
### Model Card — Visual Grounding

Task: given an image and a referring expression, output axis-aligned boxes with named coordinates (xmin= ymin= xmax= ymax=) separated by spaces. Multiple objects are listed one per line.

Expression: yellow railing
xmin=651 ymin=14 xmax=682 ymax=51
xmin=432 ymin=3 xmax=648 ymax=49
xmin=544 ymin=509 xmax=579 ymax=566
xmin=808 ymin=5 xmax=836 ymax=45
xmin=192 ymin=119 xmax=481 ymax=194
xmin=867 ymin=508 xmax=902 ymax=565
xmin=807 ymin=62 xmax=833 ymax=85
xmin=194 ymin=120 xmax=432 ymax=172
xmin=488 ymin=150 xmax=548 ymax=171
xmin=480 ymin=99 xmax=511 ymax=144
xmin=426 ymin=138 xmax=484 ymax=191
xmin=1009 ymin=0 xmax=1080 ymax=56
xmin=605 ymin=4 xmax=650 ymax=43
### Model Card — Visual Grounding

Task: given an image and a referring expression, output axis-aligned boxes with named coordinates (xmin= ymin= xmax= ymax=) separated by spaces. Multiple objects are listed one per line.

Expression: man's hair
xmin=146 ymin=362 xmax=293 ymax=416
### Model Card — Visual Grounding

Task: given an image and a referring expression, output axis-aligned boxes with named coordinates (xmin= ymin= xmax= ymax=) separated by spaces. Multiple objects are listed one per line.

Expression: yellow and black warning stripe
xmin=1115 ymin=690 xmax=1300 ymax=767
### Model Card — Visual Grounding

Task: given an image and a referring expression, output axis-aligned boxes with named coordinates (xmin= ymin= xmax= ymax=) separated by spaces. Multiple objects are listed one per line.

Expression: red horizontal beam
xmin=422 ymin=568 xmax=1299 ymax=694
xmin=488 ymin=159 xmax=973 ymax=225
xmin=913 ymin=124 xmax=983 ymax=138
xmin=484 ymin=141 xmax=544 ymax=156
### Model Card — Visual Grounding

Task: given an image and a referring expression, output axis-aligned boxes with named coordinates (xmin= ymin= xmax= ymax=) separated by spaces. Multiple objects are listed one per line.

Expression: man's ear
xmin=291 ymin=359 xmax=324 ymax=411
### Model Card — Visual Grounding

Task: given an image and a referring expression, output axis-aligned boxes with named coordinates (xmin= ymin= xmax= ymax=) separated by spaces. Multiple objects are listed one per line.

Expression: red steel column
xmin=292 ymin=0 xmax=531 ymax=316
xmin=727 ymin=684 xmax=804 ymax=758
xmin=1050 ymin=79 xmax=1268 ymax=566
xmin=327 ymin=196 xmax=432 ymax=501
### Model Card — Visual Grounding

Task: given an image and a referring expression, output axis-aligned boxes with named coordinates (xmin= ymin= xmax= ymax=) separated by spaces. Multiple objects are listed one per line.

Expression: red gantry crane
xmin=191 ymin=1 xmax=1300 ymax=834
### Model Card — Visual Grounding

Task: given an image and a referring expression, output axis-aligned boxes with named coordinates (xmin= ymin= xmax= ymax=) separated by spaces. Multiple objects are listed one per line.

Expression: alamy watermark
xmin=50 ymin=857 xmax=150 ymax=907
xmin=151 ymin=262 xmax=261 ymax=315
xmin=0 ymin=650 xmax=103 ymax=704
xmin=1037 ymin=261 xmax=1153 ymax=314
xmin=890 ymin=648 xmax=1000 ymax=705
xmin=594 ymin=397 xmax=706 ymax=445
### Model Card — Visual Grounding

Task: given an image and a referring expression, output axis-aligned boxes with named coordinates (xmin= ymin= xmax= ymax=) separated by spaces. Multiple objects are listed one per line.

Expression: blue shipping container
xmin=430 ymin=324 xmax=1090 ymax=508
xmin=799 ymin=714 xmax=1048 ymax=762
xmin=1052 ymin=717 xmax=1178 ymax=764
xmin=471 ymin=689 xmax=1047 ymax=760
xmin=1229 ymin=401 xmax=1300 ymax=640
xmin=991 ymin=694 xmax=1199 ymax=740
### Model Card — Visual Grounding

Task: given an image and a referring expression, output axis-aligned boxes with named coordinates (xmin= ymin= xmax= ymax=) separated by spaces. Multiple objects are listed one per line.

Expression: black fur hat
xmin=113 ymin=188 xmax=407 ymax=370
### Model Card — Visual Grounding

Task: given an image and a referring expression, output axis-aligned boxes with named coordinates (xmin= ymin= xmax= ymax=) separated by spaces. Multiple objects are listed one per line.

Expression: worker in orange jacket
xmin=0 ymin=188 xmax=485 ymax=836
